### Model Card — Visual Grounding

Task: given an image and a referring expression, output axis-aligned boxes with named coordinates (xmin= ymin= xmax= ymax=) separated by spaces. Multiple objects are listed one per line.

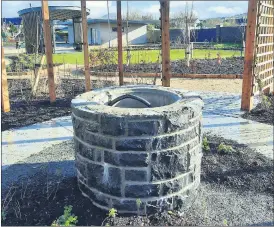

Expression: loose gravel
xmin=2 ymin=135 xmax=273 ymax=226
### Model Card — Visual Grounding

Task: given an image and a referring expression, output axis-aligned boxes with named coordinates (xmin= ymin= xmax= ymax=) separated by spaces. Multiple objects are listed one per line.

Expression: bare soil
xmin=242 ymin=95 xmax=274 ymax=125
xmin=2 ymin=135 xmax=273 ymax=226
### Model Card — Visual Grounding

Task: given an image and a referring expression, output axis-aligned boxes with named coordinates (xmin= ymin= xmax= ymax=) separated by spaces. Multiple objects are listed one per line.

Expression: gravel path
xmin=2 ymin=135 xmax=273 ymax=226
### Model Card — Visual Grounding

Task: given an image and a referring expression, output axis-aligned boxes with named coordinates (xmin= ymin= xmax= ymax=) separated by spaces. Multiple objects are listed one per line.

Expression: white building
xmin=66 ymin=19 xmax=148 ymax=47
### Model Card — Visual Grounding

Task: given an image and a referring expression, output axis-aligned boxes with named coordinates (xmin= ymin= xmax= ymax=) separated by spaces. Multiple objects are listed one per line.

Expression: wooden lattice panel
xmin=253 ymin=0 xmax=274 ymax=94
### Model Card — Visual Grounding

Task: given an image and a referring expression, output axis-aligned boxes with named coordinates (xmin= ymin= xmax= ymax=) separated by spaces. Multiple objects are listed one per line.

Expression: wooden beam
xmin=160 ymin=1 xmax=171 ymax=87
xmin=241 ymin=0 xmax=258 ymax=111
xmin=81 ymin=0 xmax=91 ymax=91
xmin=41 ymin=0 xmax=56 ymax=103
xmin=117 ymin=0 xmax=124 ymax=85
xmin=1 ymin=44 xmax=10 ymax=112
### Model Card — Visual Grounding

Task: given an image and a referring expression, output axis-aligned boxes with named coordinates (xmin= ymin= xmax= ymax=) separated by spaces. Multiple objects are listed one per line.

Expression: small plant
xmin=262 ymin=95 xmax=271 ymax=109
xmin=52 ymin=205 xmax=78 ymax=226
xmin=202 ymin=137 xmax=210 ymax=152
xmin=223 ymin=219 xmax=228 ymax=226
xmin=217 ymin=142 xmax=234 ymax=154
xmin=136 ymin=198 xmax=142 ymax=216
xmin=108 ymin=208 xmax=117 ymax=218
xmin=136 ymin=198 xmax=142 ymax=209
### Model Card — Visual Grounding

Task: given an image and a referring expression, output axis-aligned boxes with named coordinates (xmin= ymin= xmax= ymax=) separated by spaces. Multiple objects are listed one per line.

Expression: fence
xmin=148 ymin=26 xmax=246 ymax=44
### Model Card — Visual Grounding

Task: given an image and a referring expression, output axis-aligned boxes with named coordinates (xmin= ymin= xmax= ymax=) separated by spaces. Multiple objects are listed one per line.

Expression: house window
xmin=112 ymin=27 xmax=124 ymax=32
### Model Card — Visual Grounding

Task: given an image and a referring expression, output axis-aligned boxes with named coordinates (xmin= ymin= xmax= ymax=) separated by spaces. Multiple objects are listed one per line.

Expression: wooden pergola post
xmin=1 ymin=44 xmax=10 ymax=112
xmin=81 ymin=0 xmax=91 ymax=91
xmin=41 ymin=0 xmax=56 ymax=103
xmin=241 ymin=0 xmax=258 ymax=111
xmin=160 ymin=0 xmax=171 ymax=87
xmin=117 ymin=0 xmax=124 ymax=85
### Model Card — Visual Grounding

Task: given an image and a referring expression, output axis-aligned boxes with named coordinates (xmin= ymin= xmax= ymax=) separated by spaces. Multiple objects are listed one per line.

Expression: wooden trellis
xmin=241 ymin=0 xmax=274 ymax=111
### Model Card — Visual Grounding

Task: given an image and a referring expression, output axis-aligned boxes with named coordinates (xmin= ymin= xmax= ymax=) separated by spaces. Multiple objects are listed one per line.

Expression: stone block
xmin=78 ymin=180 xmax=110 ymax=207
xmin=125 ymin=184 xmax=160 ymax=198
xmin=127 ymin=121 xmax=159 ymax=136
xmin=125 ymin=169 xmax=148 ymax=181
xmin=116 ymin=138 xmax=153 ymax=151
xmin=75 ymin=156 xmax=87 ymax=177
xmin=150 ymin=147 xmax=190 ymax=181
xmin=104 ymin=151 xmax=149 ymax=167
xmin=87 ymin=163 xmax=121 ymax=196
xmin=100 ymin=115 xmax=126 ymax=136
xmin=112 ymin=198 xmax=145 ymax=212
xmin=85 ymin=133 xmax=113 ymax=149
xmin=161 ymin=173 xmax=192 ymax=196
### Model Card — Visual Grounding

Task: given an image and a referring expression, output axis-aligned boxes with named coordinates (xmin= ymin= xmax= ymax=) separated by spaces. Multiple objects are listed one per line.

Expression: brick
xmin=87 ymin=163 xmax=121 ymax=196
xmin=125 ymin=169 xmax=148 ymax=181
xmin=104 ymin=151 xmax=149 ymax=167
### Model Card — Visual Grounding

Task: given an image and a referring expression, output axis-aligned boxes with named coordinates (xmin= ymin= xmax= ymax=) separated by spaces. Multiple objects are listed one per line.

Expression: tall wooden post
xmin=1 ymin=44 xmax=10 ymax=112
xmin=117 ymin=0 xmax=124 ymax=85
xmin=241 ymin=0 xmax=258 ymax=111
xmin=41 ymin=0 xmax=56 ymax=103
xmin=160 ymin=1 xmax=171 ymax=87
xmin=81 ymin=0 xmax=91 ymax=91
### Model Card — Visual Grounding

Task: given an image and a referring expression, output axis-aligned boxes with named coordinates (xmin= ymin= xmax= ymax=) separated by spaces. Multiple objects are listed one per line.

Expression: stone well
xmin=71 ymin=85 xmax=203 ymax=214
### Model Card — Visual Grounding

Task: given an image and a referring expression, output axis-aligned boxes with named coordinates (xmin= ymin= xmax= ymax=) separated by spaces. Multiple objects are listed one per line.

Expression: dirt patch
xmin=2 ymin=135 xmax=273 ymax=226
xmin=242 ymin=95 xmax=274 ymax=125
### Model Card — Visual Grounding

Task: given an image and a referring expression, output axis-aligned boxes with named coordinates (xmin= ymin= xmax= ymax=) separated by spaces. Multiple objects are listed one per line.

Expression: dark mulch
xmin=1 ymin=79 xmax=75 ymax=131
xmin=2 ymin=135 xmax=273 ymax=226
xmin=242 ymin=95 xmax=274 ymax=125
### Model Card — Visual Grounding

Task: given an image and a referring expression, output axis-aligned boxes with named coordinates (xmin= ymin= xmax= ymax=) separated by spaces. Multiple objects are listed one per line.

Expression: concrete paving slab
xmin=2 ymin=119 xmax=73 ymax=169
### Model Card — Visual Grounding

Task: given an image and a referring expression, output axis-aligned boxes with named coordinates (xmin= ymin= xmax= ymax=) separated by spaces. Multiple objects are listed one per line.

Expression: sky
xmin=2 ymin=1 xmax=248 ymax=20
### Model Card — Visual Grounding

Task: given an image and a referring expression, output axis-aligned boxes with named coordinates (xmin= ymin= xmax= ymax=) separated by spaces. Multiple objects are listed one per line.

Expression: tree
xmin=8 ymin=23 xmax=18 ymax=37
xmin=171 ymin=1 xmax=198 ymax=66
xmin=239 ymin=16 xmax=247 ymax=57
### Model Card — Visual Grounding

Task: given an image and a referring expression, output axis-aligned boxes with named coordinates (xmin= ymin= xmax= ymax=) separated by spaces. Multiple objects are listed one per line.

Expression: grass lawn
xmin=51 ymin=49 xmax=241 ymax=65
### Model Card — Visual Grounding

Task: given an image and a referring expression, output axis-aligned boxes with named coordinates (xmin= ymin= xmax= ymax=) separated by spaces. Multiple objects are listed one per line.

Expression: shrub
xmin=52 ymin=205 xmax=78 ymax=226
xmin=202 ymin=137 xmax=210 ymax=152
xmin=217 ymin=142 xmax=234 ymax=154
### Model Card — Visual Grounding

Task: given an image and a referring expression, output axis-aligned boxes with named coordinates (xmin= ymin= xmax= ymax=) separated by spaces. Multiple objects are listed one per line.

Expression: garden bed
xmin=92 ymin=57 xmax=244 ymax=75
xmin=242 ymin=95 xmax=274 ymax=125
xmin=2 ymin=135 xmax=273 ymax=226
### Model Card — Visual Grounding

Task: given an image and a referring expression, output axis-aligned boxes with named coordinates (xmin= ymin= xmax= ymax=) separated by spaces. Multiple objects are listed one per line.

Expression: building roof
xmin=63 ymin=18 xmax=149 ymax=26
xmin=1 ymin=17 xmax=22 ymax=25
xmin=18 ymin=6 xmax=90 ymax=20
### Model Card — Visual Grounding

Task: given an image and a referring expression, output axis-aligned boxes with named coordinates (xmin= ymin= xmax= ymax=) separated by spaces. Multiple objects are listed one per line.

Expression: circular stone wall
xmin=71 ymin=85 xmax=204 ymax=214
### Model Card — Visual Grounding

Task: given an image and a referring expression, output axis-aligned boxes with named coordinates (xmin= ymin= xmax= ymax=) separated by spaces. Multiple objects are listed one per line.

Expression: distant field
xmin=51 ymin=49 xmax=241 ymax=65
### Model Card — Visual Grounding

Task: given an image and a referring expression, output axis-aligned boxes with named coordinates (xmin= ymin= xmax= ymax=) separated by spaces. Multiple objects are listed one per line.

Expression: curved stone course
xmin=72 ymin=85 xmax=203 ymax=214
